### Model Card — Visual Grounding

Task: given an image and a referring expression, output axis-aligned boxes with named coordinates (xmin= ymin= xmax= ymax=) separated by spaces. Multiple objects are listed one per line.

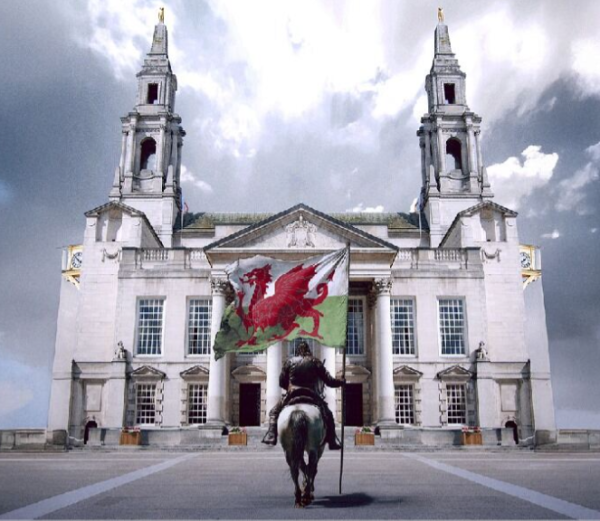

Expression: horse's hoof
xmin=294 ymin=502 xmax=304 ymax=509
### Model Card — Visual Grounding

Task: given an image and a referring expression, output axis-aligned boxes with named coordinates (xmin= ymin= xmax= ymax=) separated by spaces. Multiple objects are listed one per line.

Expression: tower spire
xmin=108 ymin=13 xmax=186 ymax=248
xmin=417 ymin=14 xmax=493 ymax=247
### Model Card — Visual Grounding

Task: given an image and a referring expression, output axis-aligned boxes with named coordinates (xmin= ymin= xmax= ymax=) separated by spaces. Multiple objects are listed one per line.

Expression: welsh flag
xmin=213 ymin=248 xmax=349 ymax=360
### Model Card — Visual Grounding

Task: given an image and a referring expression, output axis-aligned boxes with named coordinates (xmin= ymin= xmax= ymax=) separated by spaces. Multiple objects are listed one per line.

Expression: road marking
xmin=405 ymin=453 xmax=600 ymax=520
xmin=0 ymin=454 xmax=197 ymax=520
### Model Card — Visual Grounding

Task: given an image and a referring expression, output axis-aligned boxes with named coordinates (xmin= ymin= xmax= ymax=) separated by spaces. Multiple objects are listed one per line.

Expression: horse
xmin=278 ymin=403 xmax=326 ymax=508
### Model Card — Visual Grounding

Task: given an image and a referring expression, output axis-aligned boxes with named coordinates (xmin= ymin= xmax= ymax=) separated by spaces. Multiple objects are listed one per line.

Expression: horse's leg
xmin=286 ymin=452 xmax=303 ymax=508
xmin=301 ymin=450 xmax=319 ymax=506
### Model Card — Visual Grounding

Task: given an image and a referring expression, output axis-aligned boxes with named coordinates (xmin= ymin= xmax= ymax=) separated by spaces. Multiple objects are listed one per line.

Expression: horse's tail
xmin=289 ymin=410 xmax=308 ymax=468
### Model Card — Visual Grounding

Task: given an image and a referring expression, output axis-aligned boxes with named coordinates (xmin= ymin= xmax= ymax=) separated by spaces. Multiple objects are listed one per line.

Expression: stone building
xmin=47 ymin=17 xmax=556 ymax=447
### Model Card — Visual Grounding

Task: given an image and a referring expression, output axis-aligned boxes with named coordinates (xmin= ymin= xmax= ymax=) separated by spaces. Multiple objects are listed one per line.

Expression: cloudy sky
xmin=0 ymin=0 xmax=599 ymax=429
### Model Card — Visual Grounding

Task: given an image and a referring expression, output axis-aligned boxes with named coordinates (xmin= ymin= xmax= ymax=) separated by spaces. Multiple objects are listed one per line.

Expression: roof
xmin=203 ymin=203 xmax=401 ymax=252
xmin=183 ymin=207 xmax=419 ymax=231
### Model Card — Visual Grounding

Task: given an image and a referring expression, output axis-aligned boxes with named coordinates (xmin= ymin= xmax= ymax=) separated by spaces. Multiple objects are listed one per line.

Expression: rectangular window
xmin=446 ymin=383 xmax=467 ymax=424
xmin=444 ymin=83 xmax=456 ymax=104
xmin=287 ymin=337 xmax=319 ymax=358
xmin=395 ymin=385 xmax=415 ymax=425
xmin=147 ymin=83 xmax=159 ymax=104
xmin=135 ymin=383 xmax=157 ymax=425
xmin=136 ymin=298 xmax=165 ymax=355
xmin=188 ymin=299 xmax=212 ymax=355
xmin=347 ymin=298 xmax=365 ymax=355
xmin=439 ymin=298 xmax=466 ymax=355
xmin=391 ymin=299 xmax=415 ymax=355
xmin=187 ymin=384 xmax=208 ymax=425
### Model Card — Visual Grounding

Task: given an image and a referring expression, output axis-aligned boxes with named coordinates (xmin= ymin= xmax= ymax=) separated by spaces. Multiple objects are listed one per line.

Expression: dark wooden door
xmin=345 ymin=384 xmax=363 ymax=426
xmin=239 ymin=383 xmax=261 ymax=426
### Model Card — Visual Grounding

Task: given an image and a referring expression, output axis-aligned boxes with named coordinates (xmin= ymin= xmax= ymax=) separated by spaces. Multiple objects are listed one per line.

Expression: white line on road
xmin=404 ymin=453 xmax=600 ymax=520
xmin=0 ymin=453 xmax=197 ymax=520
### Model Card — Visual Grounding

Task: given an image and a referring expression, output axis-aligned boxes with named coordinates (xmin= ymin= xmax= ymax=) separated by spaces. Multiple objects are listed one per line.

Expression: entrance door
xmin=239 ymin=383 xmax=261 ymax=426
xmin=345 ymin=384 xmax=363 ymax=426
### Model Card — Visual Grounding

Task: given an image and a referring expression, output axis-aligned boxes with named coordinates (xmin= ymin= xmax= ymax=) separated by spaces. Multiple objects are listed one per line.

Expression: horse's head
xmin=240 ymin=265 xmax=272 ymax=287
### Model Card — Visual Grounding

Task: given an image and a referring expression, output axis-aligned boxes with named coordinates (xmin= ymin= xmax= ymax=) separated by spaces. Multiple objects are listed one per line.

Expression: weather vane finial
xmin=158 ymin=7 xmax=165 ymax=23
xmin=437 ymin=7 xmax=444 ymax=23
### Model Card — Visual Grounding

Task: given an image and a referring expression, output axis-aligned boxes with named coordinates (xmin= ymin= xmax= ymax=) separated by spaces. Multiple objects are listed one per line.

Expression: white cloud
xmin=586 ymin=141 xmax=600 ymax=162
xmin=555 ymin=162 xmax=599 ymax=214
xmin=180 ymin=165 xmax=213 ymax=194
xmin=571 ymin=38 xmax=600 ymax=97
xmin=346 ymin=203 xmax=384 ymax=213
xmin=541 ymin=229 xmax=561 ymax=239
xmin=591 ymin=228 xmax=598 ymax=234
xmin=487 ymin=146 xmax=559 ymax=209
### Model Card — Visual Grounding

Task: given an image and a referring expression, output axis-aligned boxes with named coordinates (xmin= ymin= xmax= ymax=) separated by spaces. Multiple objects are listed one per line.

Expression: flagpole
xmin=339 ymin=242 xmax=350 ymax=495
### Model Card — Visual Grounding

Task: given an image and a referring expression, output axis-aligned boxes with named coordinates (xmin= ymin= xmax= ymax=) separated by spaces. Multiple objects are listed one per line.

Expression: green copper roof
xmin=183 ymin=211 xmax=418 ymax=231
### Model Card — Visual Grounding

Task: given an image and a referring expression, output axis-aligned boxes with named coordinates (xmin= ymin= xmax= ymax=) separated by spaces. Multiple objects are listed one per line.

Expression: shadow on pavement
xmin=313 ymin=493 xmax=380 ymax=508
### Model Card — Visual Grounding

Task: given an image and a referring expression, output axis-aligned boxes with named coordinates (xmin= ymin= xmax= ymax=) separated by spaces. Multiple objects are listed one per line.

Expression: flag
xmin=183 ymin=201 xmax=189 ymax=214
xmin=213 ymin=248 xmax=349 ymax=360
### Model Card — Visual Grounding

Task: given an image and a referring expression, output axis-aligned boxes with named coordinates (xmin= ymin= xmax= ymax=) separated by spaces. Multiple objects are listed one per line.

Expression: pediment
xmin=180 ymin=365 xmax=210 ymax=378
xmin=231 ymin=364 xmax=267 ymax=382
xmin=204 ymin=204 xmax=398 ymax=254
xmin=85 ymin=201 xmax=146 ymax=218
xmin=458 ymin=201 xmax=518 ymax=218
xmin=437 ymin=365 xmax=472 ymax=381
xmin=393 ymin=365 xmax=423 ymax=379
xmin=130 ymin=365 xmax=166 ymax=379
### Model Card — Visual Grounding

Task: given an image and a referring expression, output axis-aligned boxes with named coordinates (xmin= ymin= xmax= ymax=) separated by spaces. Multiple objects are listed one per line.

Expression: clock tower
xmin=418 ymin=19 xmax=493 ymax=246
xmin=108 ymin=13 xmax=185 ymax=247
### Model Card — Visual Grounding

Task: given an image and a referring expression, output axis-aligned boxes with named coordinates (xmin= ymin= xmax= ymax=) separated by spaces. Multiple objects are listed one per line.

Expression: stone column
xmin=323 ymin=346 xmax=338 ymax=421
xmin=127 ymin=119 xmax=137 ymax=174
xmin=436 ymin=121 xmax=446 ymax=174
xmin=373 ymin=278 xmax=397 ymax=426
xmin=156 ymin=119 xmax=167 ymax=179
xmin=206 ymin=277 xmax=228 ymax=426
xmin=265 ymin=342 xmax=283 ymax=418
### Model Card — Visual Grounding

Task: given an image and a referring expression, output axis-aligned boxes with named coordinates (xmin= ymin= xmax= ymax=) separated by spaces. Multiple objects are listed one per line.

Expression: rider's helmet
xmin=297 ymin=340 xmax=312 ymax=357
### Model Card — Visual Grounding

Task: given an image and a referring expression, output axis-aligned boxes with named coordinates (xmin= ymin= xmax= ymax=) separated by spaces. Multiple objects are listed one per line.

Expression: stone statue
xmin=115 ymin=341 xmax=127 ymax=360
xmin=475 ymin=341 xmax=489 ymax=361
xmin=438 ymin=7 xmax=444 ymax=23
xmin=158 ymin=7 xmax=165 ymax=23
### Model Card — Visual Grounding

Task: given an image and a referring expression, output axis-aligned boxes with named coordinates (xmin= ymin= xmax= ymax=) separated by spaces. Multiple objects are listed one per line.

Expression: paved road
xmin=1 ymin=450 xmax=599 ymax=519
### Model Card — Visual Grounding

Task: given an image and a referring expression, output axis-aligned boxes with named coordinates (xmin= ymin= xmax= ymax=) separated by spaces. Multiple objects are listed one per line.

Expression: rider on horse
xmin=262 ymin=341 xmax=345 ymax=450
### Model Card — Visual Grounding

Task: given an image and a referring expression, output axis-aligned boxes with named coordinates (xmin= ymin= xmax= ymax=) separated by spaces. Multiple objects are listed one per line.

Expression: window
xmin=391 ymin=299 xmax=415 ymax=355
xmin=135 ymin=383 xmax=157 ymax=424
xmin=439 ymin=298 xmax=466 ymax=355
xmin=445 ymin=138 xmax=462 ymax=171
xmin=347 ymin=298 xmax=365 ymax=355
xmin=147 ymin=83 xmax=159 ymax=104
xmin=188 ymin=299 xmax=212 ymax=355
xmin=136 ymin=298 xmax=164 ymax=355
xmin=140 ymin=138 xmax=157 ymax=171
xmin=187 ymin=384 xmax=208 ymax=424
xmin=446 ymin=383 xmax=466 ymax=424
xmin=395 ymin=385 xmax=415 ymax=425
xmin=444 ymin=83 xmax=456 ymax=104
xmin=287 ymin=337 xmax=319 ymax=358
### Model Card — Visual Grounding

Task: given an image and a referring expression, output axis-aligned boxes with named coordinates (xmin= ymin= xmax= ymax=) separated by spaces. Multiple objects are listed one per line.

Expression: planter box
xmin=355 ymin=433 xmax=375 ymax=446
xmin=228 ymin=433 xmax=247 ymax=446
xmin=119 ymin=431 xmax=141 ymax=446
xmin=461 ymin=432 xmax=483 ymax=446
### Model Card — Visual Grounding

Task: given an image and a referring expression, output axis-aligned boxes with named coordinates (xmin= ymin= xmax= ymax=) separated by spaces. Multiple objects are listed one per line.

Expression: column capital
xmin=372 ymin=277 xmax=392 ymax=297
xmin=210 ymin=277 xmax=230 ymax=296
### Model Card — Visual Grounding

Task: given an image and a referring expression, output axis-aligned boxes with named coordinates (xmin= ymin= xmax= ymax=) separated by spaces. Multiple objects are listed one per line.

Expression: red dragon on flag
xmin=213 ymin=249 xmax=349 ymax=359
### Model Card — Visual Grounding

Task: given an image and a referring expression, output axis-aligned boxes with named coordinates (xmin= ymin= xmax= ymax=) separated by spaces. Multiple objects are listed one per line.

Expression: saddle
xmin=284 ymin=388 xmax=322 ymax=408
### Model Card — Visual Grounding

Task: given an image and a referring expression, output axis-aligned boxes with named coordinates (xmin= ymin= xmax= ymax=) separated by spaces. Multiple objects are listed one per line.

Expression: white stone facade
xmin=47 ymin=20 xmax=557 ymax=447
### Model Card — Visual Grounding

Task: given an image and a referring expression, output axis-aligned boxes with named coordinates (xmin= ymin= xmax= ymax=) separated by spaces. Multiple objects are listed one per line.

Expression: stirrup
xmin=262 ymin=427 xmax=277 ymax=446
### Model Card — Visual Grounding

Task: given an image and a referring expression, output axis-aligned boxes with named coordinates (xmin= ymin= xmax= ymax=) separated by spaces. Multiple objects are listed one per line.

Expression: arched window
xmin=445 ymin=138 xmax=462 ymax=172
xmin=140 ymin=138 xmax=157 ymax=171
